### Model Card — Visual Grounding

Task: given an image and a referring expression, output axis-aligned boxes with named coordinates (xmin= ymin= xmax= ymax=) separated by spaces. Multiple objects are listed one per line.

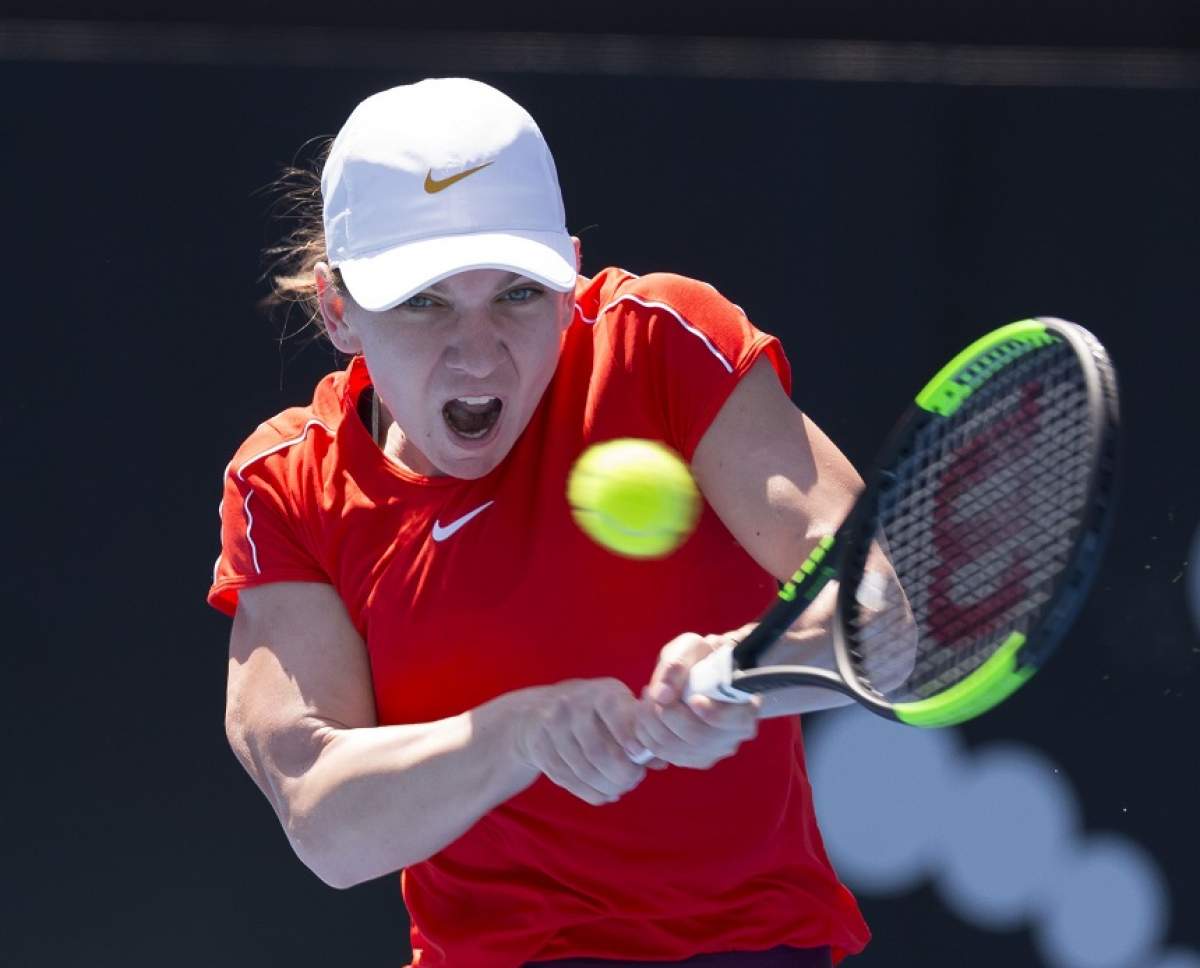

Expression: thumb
xmin=648 ymin=638 xmax=720 ymax=705
xmin=647 ymin=660 xmax=687 ymax=704
xmin=645 ymin=633 xmax=717 ymax=704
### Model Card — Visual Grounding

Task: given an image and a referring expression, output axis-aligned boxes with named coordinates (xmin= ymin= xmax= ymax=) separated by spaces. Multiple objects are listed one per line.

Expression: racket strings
xmin=846 ymin=339 xmax=1095 ymax=703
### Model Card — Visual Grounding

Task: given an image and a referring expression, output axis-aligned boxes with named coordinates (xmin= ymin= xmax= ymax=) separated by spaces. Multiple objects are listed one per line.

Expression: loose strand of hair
xmin=255 ymin=136 xmax=344 ymax=347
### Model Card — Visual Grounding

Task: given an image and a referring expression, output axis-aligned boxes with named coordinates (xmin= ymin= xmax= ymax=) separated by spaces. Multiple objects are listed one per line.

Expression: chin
xmin=435 ymin=441 xmax=512 ymax=480
xmin=438 ymin=458 xmax=498 ymax=480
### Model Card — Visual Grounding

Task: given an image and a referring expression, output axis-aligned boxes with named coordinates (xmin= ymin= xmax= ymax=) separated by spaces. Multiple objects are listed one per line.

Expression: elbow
xmin=222 ymin=733 xmax=351 ymax=888
xmin=287 ymin=813 xmax=360 ymax=890
xmin=224 ymin=714 xmax=361 ymax=887
xmin=292 ymin=834 xmax=411 ymax=891
xmin=303 ymin=854 xmax=360 ymax=891
xmin=286 ymin=801 xmax=414 ymax=891
xmin=282 ymin=792 xmax=368 ymax=890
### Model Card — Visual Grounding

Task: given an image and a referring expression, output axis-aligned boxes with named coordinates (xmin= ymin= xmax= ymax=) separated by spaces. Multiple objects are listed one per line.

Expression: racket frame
xmin=693 ymin=317 xmax=1119 ymax=727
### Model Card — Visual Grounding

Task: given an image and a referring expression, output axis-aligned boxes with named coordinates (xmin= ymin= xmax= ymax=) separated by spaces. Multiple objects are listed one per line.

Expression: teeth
xmin=456 ymin=396 xmax=497 ymax=405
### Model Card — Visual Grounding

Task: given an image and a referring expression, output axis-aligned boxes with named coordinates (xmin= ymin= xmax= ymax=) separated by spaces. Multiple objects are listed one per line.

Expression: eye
xmin=401 ymin=293 xmax=438 ymax=309
xmin=502 ymin=286 xmax=542 ymax=303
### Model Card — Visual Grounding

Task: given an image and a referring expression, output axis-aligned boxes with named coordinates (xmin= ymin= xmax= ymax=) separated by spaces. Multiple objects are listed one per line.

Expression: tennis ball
xmin=567 ymin=438 xmax=701 ymax=559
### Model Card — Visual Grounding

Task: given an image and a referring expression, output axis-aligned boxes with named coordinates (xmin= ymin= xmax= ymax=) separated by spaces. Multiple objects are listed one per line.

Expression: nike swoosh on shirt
xmin=431 ymin=500 xmax=495 ymax=542
xmin=423 ymin=162 xmax=493 ymax=194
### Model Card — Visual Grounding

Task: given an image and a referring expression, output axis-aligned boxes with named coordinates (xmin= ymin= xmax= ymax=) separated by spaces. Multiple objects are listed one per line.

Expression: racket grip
xmin=687 ymin=642 xmax=755 ymax=703
xmin=627 ymin=643 xmax=754 ymax=765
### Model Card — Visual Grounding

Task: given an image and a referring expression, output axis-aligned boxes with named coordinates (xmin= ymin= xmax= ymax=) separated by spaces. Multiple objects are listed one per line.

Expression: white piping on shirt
xmin=217 ymin=418 xmax=335 ymax=577
xmin=575 ymin=293 xmax=735 ymax=374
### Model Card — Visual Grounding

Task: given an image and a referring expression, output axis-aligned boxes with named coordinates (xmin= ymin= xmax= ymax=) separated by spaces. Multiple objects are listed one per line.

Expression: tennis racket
xmin=633 ymin=317 xmax=1119 ymax=753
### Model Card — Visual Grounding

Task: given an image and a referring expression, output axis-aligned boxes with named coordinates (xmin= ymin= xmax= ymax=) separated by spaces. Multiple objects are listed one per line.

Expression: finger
xmin=646 ymin=659 xmax=688 ymax=705
xmin=647 ymin=661 xmax=704 ymax=707
xmin=633 ymin=698 xmax=690 ymax=758
xmin=592 ymin=691 xmax=655 ymax=763
xmin=578 ymin=710 xmax=647 ymax=788
xmin=555 ymin=728 xmax=627 ymax=802
xmin=646 ymin=633 xmax=715 ymax=705
xmin=635 ymin=696 xmax=734 ymax=766
xmin=635 ymin=703 xmax=736 ymax=770
xmin=537 ymin=739 xmax=613 ymax=806
xmin=684 ymin=693 xmax=761 ymax=735
xmin=654 ymin=698 xmax=727 ymax=748
xmin=652 ymin=698 xmax=757 ymax=766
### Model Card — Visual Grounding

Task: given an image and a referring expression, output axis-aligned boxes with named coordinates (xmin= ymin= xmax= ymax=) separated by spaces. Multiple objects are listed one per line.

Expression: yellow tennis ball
xmin=567 ymin=438 xmax=701 ymax=559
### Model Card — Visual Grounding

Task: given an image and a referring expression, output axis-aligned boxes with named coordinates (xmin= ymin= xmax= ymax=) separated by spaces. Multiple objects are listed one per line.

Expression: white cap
xmin=321 ymin=78 xmax=577 ymax=312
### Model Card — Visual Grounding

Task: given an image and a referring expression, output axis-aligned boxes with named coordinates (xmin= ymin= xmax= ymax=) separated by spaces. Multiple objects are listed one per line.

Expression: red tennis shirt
xmin=209 ymin=268 xmax=870 ymax=966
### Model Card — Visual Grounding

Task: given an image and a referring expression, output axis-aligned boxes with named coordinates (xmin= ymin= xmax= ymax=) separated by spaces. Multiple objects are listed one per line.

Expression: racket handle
xmin=627 ymin=644 xmax=755 ymax=765
xmin=688 ymin=642 xmax=756 ymax=704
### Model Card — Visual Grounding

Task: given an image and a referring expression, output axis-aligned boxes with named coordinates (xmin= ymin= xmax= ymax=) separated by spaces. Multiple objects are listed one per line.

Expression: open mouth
xmin=442 ymin=395 xmax=503 ymax=439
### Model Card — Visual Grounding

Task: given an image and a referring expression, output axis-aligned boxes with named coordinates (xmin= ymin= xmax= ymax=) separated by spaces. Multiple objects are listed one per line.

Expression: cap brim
xmin=337 ymin=230 xmax=577 ymax=313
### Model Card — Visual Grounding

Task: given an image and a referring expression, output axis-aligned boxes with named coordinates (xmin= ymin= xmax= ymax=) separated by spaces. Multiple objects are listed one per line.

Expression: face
xmin=318 ymin=257 xmax=578 ymax=479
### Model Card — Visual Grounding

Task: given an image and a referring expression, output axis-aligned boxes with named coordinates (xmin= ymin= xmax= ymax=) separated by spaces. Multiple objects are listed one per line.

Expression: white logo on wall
xmin=806 ymin=709 xmax=1200 ymax=968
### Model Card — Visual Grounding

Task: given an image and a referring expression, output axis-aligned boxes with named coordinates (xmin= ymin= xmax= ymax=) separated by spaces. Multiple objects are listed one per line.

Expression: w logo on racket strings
xmin=927 ymin=379 xmax=1044 ymax=646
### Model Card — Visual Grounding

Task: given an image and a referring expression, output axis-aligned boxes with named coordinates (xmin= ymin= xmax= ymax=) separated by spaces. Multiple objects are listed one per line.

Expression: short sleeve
xmin=207 ymin=450 xmax=330 ymax=618
xmin=620 ymin=273 xmax=792 ymax=460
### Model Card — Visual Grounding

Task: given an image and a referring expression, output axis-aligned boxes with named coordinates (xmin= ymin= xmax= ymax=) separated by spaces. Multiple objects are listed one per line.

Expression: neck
xmin=371 ymin=390 xmax=441 ymax=477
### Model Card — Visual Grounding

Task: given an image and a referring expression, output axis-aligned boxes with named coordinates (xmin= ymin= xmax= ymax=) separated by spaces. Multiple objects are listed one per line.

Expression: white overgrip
xmin=628 ymin=642 xmax=754 ymax=764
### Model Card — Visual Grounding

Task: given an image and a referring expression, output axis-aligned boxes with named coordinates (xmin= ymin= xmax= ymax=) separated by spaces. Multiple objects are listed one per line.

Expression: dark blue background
xmin=4 ymin=50 xmax=1197 ymax=966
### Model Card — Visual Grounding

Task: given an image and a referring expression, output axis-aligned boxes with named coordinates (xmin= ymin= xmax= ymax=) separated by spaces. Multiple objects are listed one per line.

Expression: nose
xmin=444 ymin=308 xmax=507 ymax=379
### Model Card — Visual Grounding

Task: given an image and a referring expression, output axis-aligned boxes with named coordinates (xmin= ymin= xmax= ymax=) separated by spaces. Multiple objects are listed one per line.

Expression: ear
xmin=315 ymin=262 xmax=362 ymax=355
xmin=555 ymin=238 xmax=583 ymax=334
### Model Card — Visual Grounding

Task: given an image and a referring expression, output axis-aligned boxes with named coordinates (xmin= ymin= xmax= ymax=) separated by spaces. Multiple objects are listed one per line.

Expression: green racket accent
xmin=779 ymin=535 xmax=838 ymax=602
xmin=893 ymin=632 xmax=1035 ymax=727
xmin=915 ymin=320 xmax=1059 ymax=417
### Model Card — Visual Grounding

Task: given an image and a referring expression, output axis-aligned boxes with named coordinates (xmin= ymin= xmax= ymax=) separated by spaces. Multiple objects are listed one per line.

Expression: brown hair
xmin=258 ymin=137 xmax=345 ymax=341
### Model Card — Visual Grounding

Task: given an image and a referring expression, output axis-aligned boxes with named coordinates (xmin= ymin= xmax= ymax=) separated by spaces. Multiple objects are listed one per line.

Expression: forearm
xmin=286 ymin=688 xmax=543 ymax=888
xmin=727 ymin=580 xmax=858 ymax=717
xmin=738 ymin=551 xmax=913 ymax=716
xmin=755 ymin=622 xmax=856 ymax=718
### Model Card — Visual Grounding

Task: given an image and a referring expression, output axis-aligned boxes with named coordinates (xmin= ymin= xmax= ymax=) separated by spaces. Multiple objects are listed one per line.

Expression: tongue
xmin=444 ymin=399 xmax=501 ymax=436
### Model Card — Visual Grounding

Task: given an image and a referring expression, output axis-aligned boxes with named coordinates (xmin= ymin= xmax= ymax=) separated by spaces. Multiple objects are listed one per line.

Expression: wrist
xmin=473 ymin=687 xmax=547 ymax=790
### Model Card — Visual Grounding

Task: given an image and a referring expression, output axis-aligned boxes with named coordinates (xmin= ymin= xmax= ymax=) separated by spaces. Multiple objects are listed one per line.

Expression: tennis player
xmin=211 ymin=78 xmax=871 ymax=966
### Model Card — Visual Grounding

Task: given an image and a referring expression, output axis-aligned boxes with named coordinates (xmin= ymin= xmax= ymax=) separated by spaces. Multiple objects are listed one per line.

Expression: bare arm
xmin=677 ymin=356 xmax=865 ymax=715
xmin=630 ymin=359 xmax=869 ymax=765
xmin=226 ymin=582 xmax=648 ymax=889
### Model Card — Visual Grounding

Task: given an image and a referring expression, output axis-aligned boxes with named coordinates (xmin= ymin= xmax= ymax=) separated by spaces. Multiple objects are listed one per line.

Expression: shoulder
xmin=576 ymin=268 xmax=784 ymax=385
xmin=623 ymin=271 xmax=749 ymax=320
xmin=224 ymin=365 xmax=353 ymax=489
xmin=228 ymin=410 xmax=336 ymax=483
xmin=578 ymin=268 xmax=748 ymax=331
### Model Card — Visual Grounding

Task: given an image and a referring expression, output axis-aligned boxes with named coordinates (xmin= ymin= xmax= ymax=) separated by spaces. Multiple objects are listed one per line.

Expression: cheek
xmin=360 ymin=339 xmax=439 ymax=412
xmin=531 ymin=300 xmax=573 ymax=365
xmin=362 ymin=327 xmax=438 ymax=374
xmin=520 ymin=327 xmax=564 ymax=385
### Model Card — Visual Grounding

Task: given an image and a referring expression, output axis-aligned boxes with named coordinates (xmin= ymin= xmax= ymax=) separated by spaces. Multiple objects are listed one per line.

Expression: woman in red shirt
xmin=213 ymin=77 xmax=871 ymax=966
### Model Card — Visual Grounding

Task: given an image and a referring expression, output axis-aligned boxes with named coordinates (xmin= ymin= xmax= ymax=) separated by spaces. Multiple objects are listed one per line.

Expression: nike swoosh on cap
xmin=424 ymin=162 xmax=493 ymax=194
xmin=431 ymin=500 xmax=495 ymax=542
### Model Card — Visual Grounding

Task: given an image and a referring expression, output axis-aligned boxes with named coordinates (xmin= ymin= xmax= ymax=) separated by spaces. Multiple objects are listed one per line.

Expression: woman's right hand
xmin=511 ymin=678 xmax=660 ymax=806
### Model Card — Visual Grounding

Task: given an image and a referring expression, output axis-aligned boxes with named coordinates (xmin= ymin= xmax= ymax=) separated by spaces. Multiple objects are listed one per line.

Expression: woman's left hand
xmin=633 ymin=632 xmax=762 ymax=770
